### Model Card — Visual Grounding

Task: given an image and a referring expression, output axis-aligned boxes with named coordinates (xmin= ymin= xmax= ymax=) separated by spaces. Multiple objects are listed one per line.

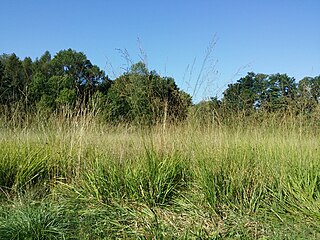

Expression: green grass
xmin=0 ymin=117 xmax=320 ymax=239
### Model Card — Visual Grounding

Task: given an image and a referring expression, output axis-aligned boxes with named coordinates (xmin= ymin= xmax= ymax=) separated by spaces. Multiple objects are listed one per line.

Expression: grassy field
xmin=1 ymin=115 xmax=320 ymax=239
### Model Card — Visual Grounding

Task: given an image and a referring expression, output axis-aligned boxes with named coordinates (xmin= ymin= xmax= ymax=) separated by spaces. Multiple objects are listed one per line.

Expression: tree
xmin=0 ymin=61 xmax=5 ymax=106
xmin=297 ymin=76 xmax=320 ymax=113
xmin=263 ymin=74 xmax=297 ymax=111
xmin=222 ymin=72 xmax=297 ymax=113
xmin=223 ymin=72 xmax=268 ymax=113
xmin=34 ymin=51 xmax=52 ymax=78
xmin=0 ymin=54 xmax=25 ymax=107
xmin=17 ymin=49 xmax=110 ymax=112
xmin=51 ymin=49 xmax=106 ymax=104
xmin=21 ymin=57 xmax=34 ymax=109
xmin=106 ymin=62 xmax=192 ymax=124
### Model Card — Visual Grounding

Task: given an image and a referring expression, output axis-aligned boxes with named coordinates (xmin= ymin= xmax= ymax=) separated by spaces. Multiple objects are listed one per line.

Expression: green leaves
xmin=2 ymin=49 xmax=320 ymax=125
xmin=0 ymin=49 xmax=109 ymax=117
xmin=56 ymin=88 xmax=77 ymax=107
xmin=223 ymin=72 xmax=298 ymax=113
xmin=106 ymin=62 xmax=191 ymax=124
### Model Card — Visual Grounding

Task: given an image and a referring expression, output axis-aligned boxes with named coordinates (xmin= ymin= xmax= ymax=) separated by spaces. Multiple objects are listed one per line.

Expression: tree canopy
xmin=0 ymin=49 xmax=319 ymax=124
xmin=0 ymin=50 xmax=191 ymax=124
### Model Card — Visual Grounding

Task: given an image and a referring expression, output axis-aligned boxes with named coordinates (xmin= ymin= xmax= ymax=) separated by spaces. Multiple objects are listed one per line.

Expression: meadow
xmin=0 ymin=113 xmax=320 ymax=239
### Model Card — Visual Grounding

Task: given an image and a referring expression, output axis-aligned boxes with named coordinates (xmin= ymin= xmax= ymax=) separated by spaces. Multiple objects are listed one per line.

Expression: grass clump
xmin=0 ymin=145 xmax=51 ymax=199
xmin=0 ymin=202 xmax=70 ymax=240
xmin=68 ymin=149 xmax=189 ymax=207
xmin=136 ymin=149 xmax=189 ymax=206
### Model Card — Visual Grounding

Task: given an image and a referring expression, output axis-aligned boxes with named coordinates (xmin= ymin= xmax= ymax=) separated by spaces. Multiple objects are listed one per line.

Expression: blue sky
xmin=1 ymin=0 xmax=319 ymax=100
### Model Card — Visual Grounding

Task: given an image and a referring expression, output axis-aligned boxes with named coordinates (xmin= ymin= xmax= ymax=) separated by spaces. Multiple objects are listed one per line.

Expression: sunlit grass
xmin=0 ymin=115 xmax=320 ymax=239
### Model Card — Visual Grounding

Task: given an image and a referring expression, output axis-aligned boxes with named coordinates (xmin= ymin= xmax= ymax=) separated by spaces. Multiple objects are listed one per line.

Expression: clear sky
xmin=1 ymin=0 xmax=319 ymax=101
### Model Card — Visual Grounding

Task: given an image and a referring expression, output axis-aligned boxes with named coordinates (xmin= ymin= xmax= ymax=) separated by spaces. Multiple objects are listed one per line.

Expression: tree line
xmin=0 ymin=49 xmax=319 ymax=124
xmin=193 ymin=72 xmax=320 ymax=124
xmin=0 ymin=49 xmax=191 ymax=124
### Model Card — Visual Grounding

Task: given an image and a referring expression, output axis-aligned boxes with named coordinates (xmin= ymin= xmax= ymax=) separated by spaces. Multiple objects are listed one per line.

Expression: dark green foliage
xmin=1 ymin=50 xmax=320 ymax=124
xmin=297 ymin=76 xmax=320 ymax=113
xmin=0 ymin=51 xmax=191 ymax=125
xmin=0 ymin=61 xmax=6 ymax=104
xmin=222 ymin=72 xmax=297 ymax=113
xmin=0 ymin=50 xmax=111 ymax=117
xmin=50 ymin=49 xmax=109 ymax=106
xmin=223 ymin=72 xmax=263 ymax=112
xmin=34 ymin=51 xmax=52 ymax=78
xmin=105 ymin=62 xmax=192 ymax=124
xmin=264 ymin=73 xmax=297 ymax=111
xmin=0 ymin=54 xmax=25 ymax=109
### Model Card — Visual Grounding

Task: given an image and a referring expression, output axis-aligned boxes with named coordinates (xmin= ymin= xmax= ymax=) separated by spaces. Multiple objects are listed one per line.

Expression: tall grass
xmin=0 ymin=112 xmax=320 ymax=239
